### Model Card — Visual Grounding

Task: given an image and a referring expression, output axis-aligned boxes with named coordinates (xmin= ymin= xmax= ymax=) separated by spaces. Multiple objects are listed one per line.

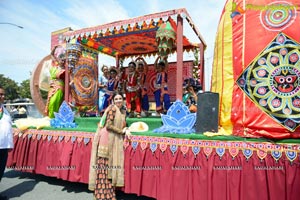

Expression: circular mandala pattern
xmin=112 ymin=35 xmax=157 ymax=54
xmin=237 ymin=33 xmax=300 ymax=131
xmin=260 ymin=2 xmax=296 ymax=31
xmin=82 ymin=76 xmax=91 ymax=87
xmin=72 ymin=64 xmax=97 ymax=105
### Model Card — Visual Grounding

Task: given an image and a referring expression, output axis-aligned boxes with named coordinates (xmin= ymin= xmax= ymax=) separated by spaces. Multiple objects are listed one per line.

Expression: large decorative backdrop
xmin=211 ymin=0 xmax=300 ymax=139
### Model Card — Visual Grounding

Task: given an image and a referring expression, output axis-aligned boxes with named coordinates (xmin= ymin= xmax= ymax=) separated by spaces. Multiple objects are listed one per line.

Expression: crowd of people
xmin=42 ymin=44 xmax=200 ymax=119
xmin=97 ymin=58 xmax=201 ymax=118
xmin=97 ymin=57 xmax=177 ymax=118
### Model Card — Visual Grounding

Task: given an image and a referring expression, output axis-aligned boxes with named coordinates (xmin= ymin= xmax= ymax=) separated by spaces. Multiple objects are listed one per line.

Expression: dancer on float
xmin=153 ymin=57 xmax=171 ymax=115
xmin=98 ymin=65 xmax=109 ymax=115
xmin=123 ymin=61 xmax=141 ymax=118
xmin=89 ymin=92 xmax=131 ymax=200
xmin=136 ymin=57 xmax=149 ymax=117
xmin=44 ymin=45 xmax=66 ymax=118
xmin=102 ymin=67 xmax=119 ymax=111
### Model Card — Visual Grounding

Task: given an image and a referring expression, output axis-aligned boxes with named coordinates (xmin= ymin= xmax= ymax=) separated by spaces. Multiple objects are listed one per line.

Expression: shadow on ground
xmin=1 ymin=170 xmax=155 ymax=200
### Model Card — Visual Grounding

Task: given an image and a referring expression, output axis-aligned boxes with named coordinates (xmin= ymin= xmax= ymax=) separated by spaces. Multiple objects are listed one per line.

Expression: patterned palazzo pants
xmin=94 ymin=157 xmax=116 ymax=200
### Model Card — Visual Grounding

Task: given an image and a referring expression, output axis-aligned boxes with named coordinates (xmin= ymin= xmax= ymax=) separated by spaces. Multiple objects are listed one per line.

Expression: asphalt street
xmin=0 ymin=169 xmax=155 ymax=200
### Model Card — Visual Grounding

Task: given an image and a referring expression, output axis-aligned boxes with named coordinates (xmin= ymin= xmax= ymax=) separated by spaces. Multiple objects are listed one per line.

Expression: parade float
xmin=7 ymin=2 xmax=300 ymax=200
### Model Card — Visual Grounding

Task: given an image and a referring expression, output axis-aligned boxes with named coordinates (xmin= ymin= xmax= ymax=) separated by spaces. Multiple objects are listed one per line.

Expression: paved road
xmin=0 ymin=169 xmax=155 ymax=200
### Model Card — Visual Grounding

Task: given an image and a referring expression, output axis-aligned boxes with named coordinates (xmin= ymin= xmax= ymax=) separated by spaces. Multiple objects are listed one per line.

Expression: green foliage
xmin=0 ymin=74 xmax=46 ymax=101
xmin=193 ymin=48 xmax=200 ymax=80
xmin=0 ymin=74 xmax=19 ymax=100
xmin=19 ymin=79 xmax=31 ymax=98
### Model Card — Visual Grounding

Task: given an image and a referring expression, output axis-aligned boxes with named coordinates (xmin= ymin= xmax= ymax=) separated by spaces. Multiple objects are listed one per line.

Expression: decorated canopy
xmin=29 ymin=8 xmax=207 ymax=116
xmin=61 ymin=8 xmax=206 ymax=59
xmin=211 ymin=0 xmax=300 ymax=139
xmin=50 ymin=8 xmax=207 ymax=102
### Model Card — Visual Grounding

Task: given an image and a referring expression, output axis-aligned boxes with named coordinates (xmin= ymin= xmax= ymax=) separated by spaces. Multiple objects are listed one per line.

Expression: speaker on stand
xmin=195 ymin=92 xmax=219 ymax=133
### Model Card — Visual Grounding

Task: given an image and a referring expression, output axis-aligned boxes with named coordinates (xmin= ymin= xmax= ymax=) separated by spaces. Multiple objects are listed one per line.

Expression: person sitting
xmin=183 ymin=78 xmax=201 ymax=113
xmin=183 ymin=85 xmax=198 ymax=113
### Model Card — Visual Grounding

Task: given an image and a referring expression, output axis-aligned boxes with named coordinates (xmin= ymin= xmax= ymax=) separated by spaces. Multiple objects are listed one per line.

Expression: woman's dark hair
xmin=128 ymin=61 xmax=136 ymax=68
xmin=101 ymin=65 xmax=108 ymax=72
xmin=183 ymin=78 xmax=202 ymax=92
xmin=158 ymin=61 xmax=165 ymax=68
xmin=112 ymin=92 xmax=124 ymax=100
xmin=112 ymin=92 xmax=126 ymax=110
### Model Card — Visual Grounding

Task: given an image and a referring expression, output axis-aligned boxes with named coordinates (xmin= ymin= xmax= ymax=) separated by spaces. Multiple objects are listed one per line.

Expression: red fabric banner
xmin=124 ymin=144 xmax=300 ymax=200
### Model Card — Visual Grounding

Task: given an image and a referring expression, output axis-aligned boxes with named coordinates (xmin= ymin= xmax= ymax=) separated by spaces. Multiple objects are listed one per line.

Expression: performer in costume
xmin=124 ymin=62 xmax=141 ymax=118
xmin=44 ymin=45 xmax=66 ymax=118
xmin=98 ymin=65 xmax=109 ymax=115
xmin=89 ymin=93 xmax=131 ymax=200
xmin=153 ymin=59 xmax=171 ymax=114
xmin=0 ymin=85 xmax=13 ymax=183
xmin=102 ymin=67 xmax=119 ymax=111
xmin=136 ymin=57 xmax=149 ymax=117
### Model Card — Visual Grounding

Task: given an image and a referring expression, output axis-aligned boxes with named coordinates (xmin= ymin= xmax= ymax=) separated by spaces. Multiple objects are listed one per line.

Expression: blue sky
xmin=0 ymin=0 xmax=225 ymax=89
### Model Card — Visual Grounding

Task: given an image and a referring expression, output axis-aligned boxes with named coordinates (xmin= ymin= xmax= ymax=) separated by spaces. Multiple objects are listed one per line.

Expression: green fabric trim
xmin=13 ymin=116 xmax=300 ymax=144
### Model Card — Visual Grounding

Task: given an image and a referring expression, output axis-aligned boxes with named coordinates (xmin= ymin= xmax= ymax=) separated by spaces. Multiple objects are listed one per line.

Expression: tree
xmin=0 ymin=74 xmax=19 ymax=101
xmin=19 ymin=79 xmax=32 ymax=98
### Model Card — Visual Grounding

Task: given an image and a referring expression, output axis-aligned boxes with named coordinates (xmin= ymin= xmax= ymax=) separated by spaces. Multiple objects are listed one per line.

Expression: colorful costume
xmin=98 ymin=75 xmax=108 ymax=113
xmin=138 ymin=71 xmax=149 ymax=113
xmin=125 ymin=72 xmax=141 ymax=115
xmin=89 ymin=104 xmax=126 ymax=200
xmin=153 ymin=71 xmax=171 ymax=112
xmin=45 ymin=65 xmax=65 ymax=118
xmin=102 ymin=78 xmax=118 ymax=112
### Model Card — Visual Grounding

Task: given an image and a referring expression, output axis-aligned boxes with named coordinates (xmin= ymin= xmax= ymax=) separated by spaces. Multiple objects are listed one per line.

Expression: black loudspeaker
xmin=195 ymin=92 xmax=219 ymax=133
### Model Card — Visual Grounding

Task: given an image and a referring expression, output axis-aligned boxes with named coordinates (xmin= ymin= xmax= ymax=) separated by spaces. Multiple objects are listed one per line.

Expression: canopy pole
xmin=65 ymin=60 xmax=70 ymax=103
xmin=176 ymin=15 xmax=183 ymax=100
xmin=199 ymin=43 xmax=205 ymax=91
